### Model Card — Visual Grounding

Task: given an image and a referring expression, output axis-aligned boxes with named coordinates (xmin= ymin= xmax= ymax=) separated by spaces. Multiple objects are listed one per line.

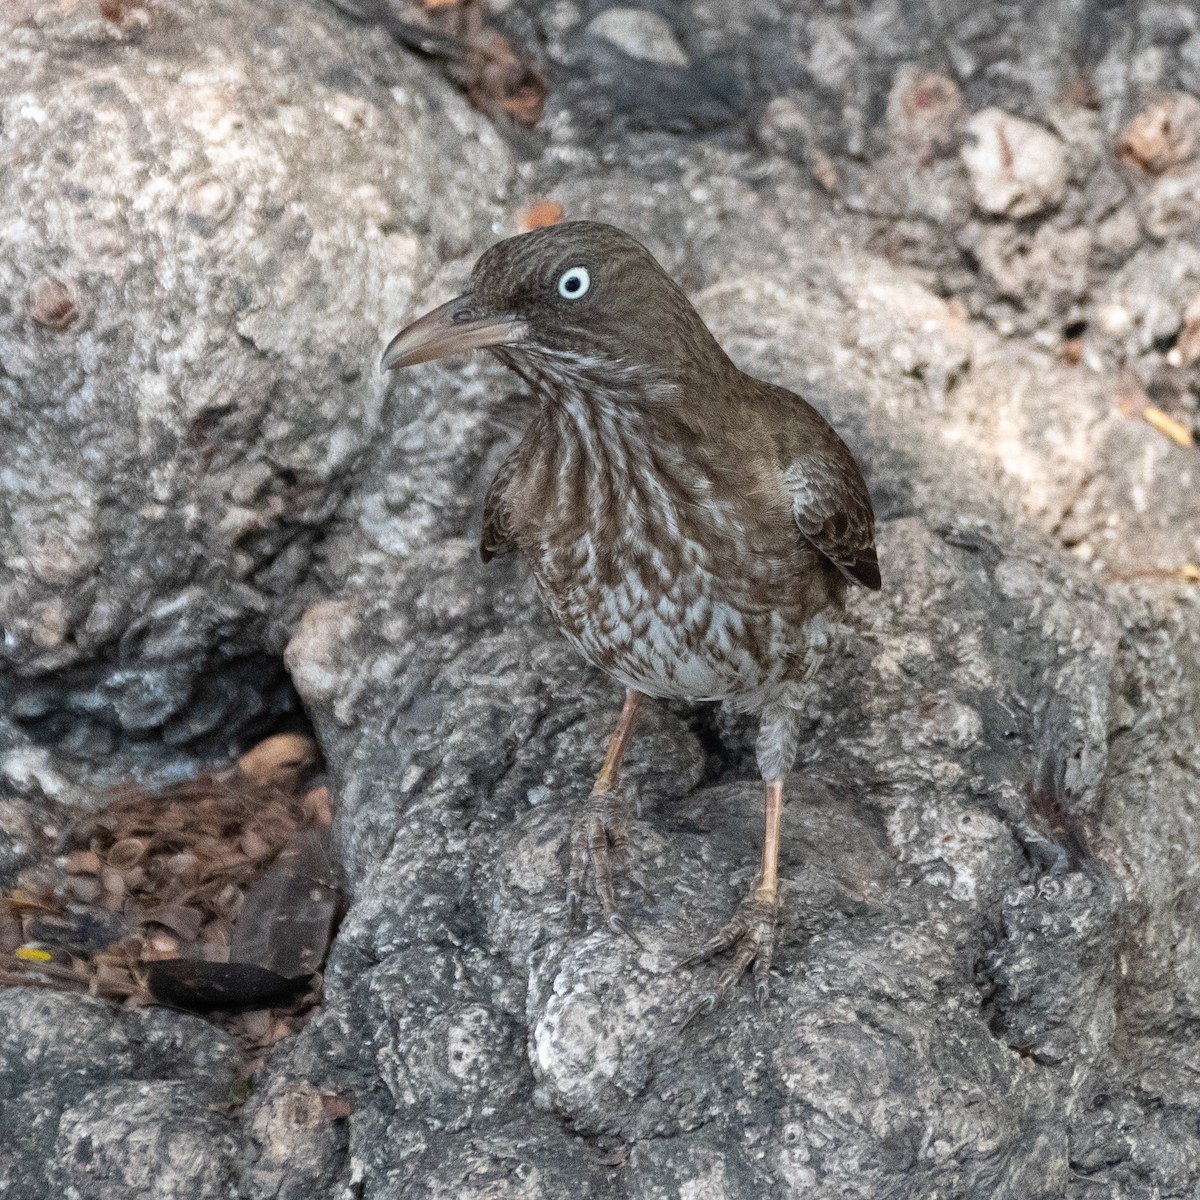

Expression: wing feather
xmin=782 ymin=452 xmax=881 ymax=591
xmin=480 ymin=447 xmax=521 ymax=563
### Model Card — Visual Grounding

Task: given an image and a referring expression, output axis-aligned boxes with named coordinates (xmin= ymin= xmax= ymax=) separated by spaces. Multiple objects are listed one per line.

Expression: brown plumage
xmin=382 ymin=221 xmax=879 ymax=1019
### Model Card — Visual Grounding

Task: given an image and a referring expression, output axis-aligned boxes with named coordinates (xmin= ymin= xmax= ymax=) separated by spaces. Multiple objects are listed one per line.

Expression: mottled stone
xmin=586 ymin=7 xmax=689 ymax=67
xmin=0 ymin=0 xmax=511 ymax=755
xmin=3 ymin=3 xmax=1200 ymax=1199
xmin=961 ymin=108 xmax=1069 ymax=219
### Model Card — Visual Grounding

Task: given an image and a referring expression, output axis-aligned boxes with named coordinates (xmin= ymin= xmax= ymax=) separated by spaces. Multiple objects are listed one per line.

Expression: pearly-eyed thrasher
xmin=381 ymin=221 xmax=880 ymax=1019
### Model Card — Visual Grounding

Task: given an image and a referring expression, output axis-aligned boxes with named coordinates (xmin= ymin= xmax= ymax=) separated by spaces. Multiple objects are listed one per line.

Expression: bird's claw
xmin=676 ymin=882 xmax=778 ymax=1027
xmin=608 ymin=912 xmax=644 ymax=950
xmin=565 ymin=783 xmax=642 ymax=944
xmin=678 ymin=992 xmax=717 ymax=1031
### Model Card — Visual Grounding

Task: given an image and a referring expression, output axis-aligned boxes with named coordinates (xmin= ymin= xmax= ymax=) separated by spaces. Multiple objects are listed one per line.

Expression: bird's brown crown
xmin=468 ymin=221 xmax=734 ymax=390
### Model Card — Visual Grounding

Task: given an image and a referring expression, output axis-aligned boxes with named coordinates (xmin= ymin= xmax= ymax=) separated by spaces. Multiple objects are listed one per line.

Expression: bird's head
xmin=380 ymin=221 xmax=730 ymax=393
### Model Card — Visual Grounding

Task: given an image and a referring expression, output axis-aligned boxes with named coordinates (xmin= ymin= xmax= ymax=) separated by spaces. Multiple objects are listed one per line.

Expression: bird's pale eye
xmin=556 ymin=266 xmax=590 ymax=300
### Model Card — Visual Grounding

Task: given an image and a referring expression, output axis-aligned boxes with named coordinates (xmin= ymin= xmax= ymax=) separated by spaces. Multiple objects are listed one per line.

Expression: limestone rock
xmin=1119 ymin=93 xmax=1200 ymax=174
xmin=0 ymin=0 xmax=511 ymax=758
xmin=961 ymin=108 xmax=1069 ymax=219
xmin=3 ymin=3 xmax=1200 ymax=1199
xmin=585 ymin=7 xmax=689 ymax=68
xmin=886 ymin=65 xmax=963 ymax=160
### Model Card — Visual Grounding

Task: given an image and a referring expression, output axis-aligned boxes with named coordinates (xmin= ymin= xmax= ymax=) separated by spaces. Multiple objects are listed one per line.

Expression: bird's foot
xmin=676 ymin=879 xmax=778 ymax=1027
xmin=565 ymin=784 xmax=646 ymax=948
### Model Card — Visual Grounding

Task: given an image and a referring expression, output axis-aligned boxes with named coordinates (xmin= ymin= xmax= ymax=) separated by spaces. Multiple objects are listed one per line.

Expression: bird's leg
xmin=566 ymin=688 xmax=645 ymax=945
xmin=678 ymin=778 xmax=783 ymax=1024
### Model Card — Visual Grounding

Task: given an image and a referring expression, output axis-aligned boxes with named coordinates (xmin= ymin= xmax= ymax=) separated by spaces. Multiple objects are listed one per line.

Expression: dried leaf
xmin=65 ymin=874 xmax=102 ymax=904
xmin=4 ymin=889 xmax=61 ymax=916
xmin=134 ymin=902 xmax=206 ymax=942
xmin=321 ymin=1094 xmax=353 ymax=1120
xmin=145 ymin=959 xmax=312 ymax=1013
xmin=107 ymin=837 xmax=149 ymax=871
xmin=165 ymin=852 xmax=201 ymax=880
xmin=239 ymin=830 xmax=270 ymax=861
xmin=230 ymin=830 xmax=340 ymax=979
xmin=303 ymin=786 xmax=334 ymax=828
xmin=237 ymin=733 xmax=319 ymax=791
xmin=66 ymin=850 xmax=101 ymax=876
xmin=200 ymin=917 xmax=233 ymax=947
xmin=100 ymin=867 xmax=126 ymax=906
xmin=517 ymin=200 xmax=564 ymax=232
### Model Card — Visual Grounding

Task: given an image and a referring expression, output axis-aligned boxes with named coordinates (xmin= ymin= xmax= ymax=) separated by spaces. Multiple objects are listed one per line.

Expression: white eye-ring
xmin=557 ymin=266 xmax=590 ymax=300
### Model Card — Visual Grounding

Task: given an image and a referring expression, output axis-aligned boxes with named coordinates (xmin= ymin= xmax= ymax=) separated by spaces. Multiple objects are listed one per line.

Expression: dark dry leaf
xmin=128 ymin=901 xmax=206 ymax=942
xmin=467 ymin=30 xmax=547 ymax=126
xmin=321 ymin=1094 xmax=353 ymax=1120
xmin=145 ymin=959 xmax=313 ymax=1013
xmin=230 ymin=830 xmax=340 ymax=979
xmin=25 ymin=907 xmax=125 ymax=957
xmin=376 ymin=0 xmax=546 ymax=127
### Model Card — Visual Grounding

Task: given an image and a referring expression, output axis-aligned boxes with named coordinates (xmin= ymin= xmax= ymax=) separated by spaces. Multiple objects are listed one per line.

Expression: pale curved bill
xmin=379 ymin=296 xmax=528 ymax=372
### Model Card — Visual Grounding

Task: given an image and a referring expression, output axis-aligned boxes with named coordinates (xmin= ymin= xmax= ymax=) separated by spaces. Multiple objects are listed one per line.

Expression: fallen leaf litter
xmin=0 ymin=733 xmax=342 ymax=1059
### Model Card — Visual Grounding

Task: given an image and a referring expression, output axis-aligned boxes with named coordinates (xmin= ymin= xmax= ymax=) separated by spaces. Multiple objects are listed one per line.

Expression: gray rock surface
xmin=1 ymin=1 xmax=1199 ymax=1198
xmin=0 ymin=990 xmax=241 ymax=1200
xmin=0 ymin=0 xmax=510 ymax=765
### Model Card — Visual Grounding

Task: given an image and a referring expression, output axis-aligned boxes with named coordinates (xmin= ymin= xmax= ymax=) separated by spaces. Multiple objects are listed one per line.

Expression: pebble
xmin=1168 ymin=293 xmax=1200 ymax=366
xmin=585 ymin=7 xmax=689 ymax=68
xmin=1097 ymin=304 xmax=1133 ymax=336
xmin=28 ymin=276 xmax=78 ymax=330
xmin=806 ymin=17 xmax=857 ymax=94
xmin=757 ymin=97 xmax=838 ymax=190
xmin=1142 ymin=164 xmax=1200 ymax=240
xmin=886 ymin=66 xmax=962 ymax=160
xmin=960 ymin=108 xmax=1067 ymax=218
xmin=1120 ymin=93 xmax=1200 ymax=174
xmin=65 ymin=875 xmax=102 ymax=904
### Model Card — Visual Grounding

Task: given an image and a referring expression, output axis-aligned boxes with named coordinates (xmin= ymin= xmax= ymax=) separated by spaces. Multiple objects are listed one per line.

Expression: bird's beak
xmin=379 ymin=294 xmax=528 ymax=372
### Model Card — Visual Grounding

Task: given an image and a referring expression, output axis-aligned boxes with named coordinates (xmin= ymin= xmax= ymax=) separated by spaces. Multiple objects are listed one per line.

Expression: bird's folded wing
xmin=481 ymin=446 xmax=521 ymax=562
xmin=782 ymin=454 xmax=881 ymax=591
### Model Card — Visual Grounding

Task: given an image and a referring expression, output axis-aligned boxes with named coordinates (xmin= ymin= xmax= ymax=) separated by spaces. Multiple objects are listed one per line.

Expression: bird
xmin=380 ymin=221 xmax=880 ymax=1019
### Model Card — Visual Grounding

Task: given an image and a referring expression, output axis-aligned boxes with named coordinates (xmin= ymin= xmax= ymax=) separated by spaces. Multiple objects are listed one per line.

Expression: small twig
xmin=1108 ymin=564 xmax=1200 ymax=585
xmin=1117 ymin=372 xmax=1195 ymax=448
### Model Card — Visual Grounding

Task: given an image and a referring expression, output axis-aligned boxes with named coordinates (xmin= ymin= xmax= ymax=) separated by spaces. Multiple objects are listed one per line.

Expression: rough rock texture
xmin=2 ymin=1 xmax=1200 ymax=1199
xmin=0 ymin=0 xmax=510 ymax=764
xmin=0 ymin=990 xmax=242 ymax=1200
xmin=493 ymin=0 xmax=1200 ymax=423
xmin=268 ymin=166 xmax=1200 ymax=1196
